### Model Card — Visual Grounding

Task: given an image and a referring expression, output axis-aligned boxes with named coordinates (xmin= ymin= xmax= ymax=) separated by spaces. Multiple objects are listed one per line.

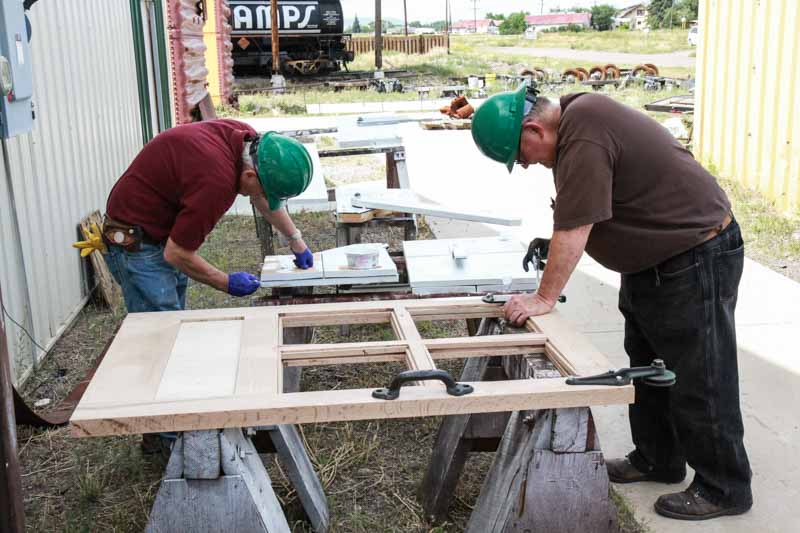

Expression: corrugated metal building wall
xmin=695 ymin=0 xmax=800 ymax=212
xmin=0 ymin=2 xmax=144 ymax=383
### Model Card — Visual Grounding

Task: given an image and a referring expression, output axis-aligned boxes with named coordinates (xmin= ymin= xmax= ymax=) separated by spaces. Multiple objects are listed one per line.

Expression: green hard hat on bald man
xmin=251 ymin=131 xmax=313 ymax=211
xmin=471 ymin=82 xmax=541 ymax=172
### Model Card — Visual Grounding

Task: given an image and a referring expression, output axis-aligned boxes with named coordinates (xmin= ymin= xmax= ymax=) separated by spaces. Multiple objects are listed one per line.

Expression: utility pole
xmin=1 ymin=284 xmax=25 ymax=533
xmin=541 ymin=0 xmax=545 ymax=15
xmin=669 ymin=0 xmax=675 ymax=28
xmin=270 ymin=0 xmax=285 ymax=88
xmin=375 ymin=0 xmax=382 ymax=71
xmin=445 ymin=0 xmax=450 ymax=54
xmin=403 ymin=0 xmax=408 ymax=36
xmin=472 ymin=0 xmax=478 ymax=34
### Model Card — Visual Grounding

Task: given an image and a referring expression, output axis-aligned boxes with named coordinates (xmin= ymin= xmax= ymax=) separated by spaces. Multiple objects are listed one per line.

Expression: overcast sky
xmin=342 ymin=1 xmax=636 ymax=23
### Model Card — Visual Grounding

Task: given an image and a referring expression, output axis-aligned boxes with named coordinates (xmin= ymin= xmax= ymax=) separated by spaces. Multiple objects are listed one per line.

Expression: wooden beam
xmin=71 ymin=378 xmax=633 ymax=437
xmin=391 ymin=304 xmax=438 ymax=387
xmin=280 ymin=310 xmax=394 ymax=327
xmin=279 ymin=334 xmax=547 ymax=367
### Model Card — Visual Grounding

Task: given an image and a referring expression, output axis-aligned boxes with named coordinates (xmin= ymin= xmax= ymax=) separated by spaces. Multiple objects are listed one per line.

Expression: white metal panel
xmin=0 ymin=1 xmax=144 ymax=383
xmin=696 ymin=0 xmax=800 ymax=212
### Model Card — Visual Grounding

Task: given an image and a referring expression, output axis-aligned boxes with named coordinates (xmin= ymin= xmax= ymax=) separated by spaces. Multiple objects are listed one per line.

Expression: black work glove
xmin=522 ymin=238 xmax=551 ymax=273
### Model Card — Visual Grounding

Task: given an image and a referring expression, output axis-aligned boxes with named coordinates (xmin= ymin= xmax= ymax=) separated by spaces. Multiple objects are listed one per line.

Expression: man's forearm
xmin=253 ymin=201 xmax=308 ymax=253
xmin=260 ymin=205 xmax=297 ymax=237
xmin=536 ymin=224 xmax=593 ymax=306
xmin=164 ymin=238 xmax=228 ymax=292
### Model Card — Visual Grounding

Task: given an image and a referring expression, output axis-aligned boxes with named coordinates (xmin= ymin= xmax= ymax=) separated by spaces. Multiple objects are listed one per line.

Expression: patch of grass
xmin=717 ymin=177 xmax=800 ymax=281
xmin=611 ymin=487 xmax=650 ymax=533
xmin=78 ymin=462 xmax=106 ymax=506
xmin=452 ymin=29 xmax=692 ymax=55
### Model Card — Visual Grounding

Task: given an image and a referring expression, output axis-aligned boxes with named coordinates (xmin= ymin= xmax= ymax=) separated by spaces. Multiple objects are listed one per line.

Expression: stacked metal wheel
xmin=631 ymin=63 xmax=659 ymax=77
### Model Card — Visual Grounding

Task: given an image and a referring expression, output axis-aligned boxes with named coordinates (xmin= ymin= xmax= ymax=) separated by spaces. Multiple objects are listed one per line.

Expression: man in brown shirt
xmin=471 ymin=84 xmax=752 ymax=520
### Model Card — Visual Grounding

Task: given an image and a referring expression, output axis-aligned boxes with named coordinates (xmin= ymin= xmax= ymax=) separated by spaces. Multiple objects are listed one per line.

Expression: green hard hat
xmin=471 ymin=82 xmax=530 ymax=173
xmin=255 ymin=132 xmax=313 ymax=211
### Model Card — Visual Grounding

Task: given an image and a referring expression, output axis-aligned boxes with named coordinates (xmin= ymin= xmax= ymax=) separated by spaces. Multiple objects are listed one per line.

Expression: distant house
xmin=412 ymin=27 xmax=437 ymax=35
xmin=451 ymin=19 xmax=499 ymax=34
xmin=524 ymin=13 xmax=592 ymax=34
xmin=615 ymin=3 xmax=649 ymax=30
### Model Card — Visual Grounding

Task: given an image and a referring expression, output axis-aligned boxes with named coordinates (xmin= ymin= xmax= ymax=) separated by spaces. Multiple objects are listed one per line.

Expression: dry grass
xmin=475 ymin=28 xmax=694 ymax=54
xmin=717 ymin=176 xmax=800 ymax=282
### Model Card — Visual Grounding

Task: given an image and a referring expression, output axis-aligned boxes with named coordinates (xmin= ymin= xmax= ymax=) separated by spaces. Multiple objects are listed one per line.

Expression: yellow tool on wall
xmin=72 ymin=222 xmax=107 ymax=257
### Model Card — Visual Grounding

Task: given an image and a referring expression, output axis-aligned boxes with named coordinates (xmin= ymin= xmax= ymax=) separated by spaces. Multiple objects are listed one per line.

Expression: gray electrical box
xmin=0 ymin=0 xmax=34 ymax=138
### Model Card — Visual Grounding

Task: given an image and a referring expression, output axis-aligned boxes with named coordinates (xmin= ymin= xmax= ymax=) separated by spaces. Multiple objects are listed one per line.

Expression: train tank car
xmin=230 ymin=0 xmax=354 ymax=76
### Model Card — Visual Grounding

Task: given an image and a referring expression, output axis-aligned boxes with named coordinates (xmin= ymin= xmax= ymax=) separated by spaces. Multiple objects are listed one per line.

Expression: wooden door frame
xmin=70 ymin=297 xmax=632 ymax=437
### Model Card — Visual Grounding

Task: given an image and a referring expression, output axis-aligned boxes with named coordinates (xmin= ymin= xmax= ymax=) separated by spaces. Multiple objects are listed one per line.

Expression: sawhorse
xmin=421 ymin=318 xmax=613 ymax=532
xmin=146 ymin=425 xmax=328 ymax=532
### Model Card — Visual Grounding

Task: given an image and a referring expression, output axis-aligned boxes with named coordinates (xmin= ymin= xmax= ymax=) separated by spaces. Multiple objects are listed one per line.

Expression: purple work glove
xmin=293 ymin=248 xmax=314 ymax=269
xmin=227 ymin=272 xmax=260 ymax=296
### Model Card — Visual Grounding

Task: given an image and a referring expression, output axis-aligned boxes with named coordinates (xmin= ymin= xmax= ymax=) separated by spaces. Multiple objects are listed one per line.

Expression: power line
xmin=1 ymin=299 xmax=48 ymax=356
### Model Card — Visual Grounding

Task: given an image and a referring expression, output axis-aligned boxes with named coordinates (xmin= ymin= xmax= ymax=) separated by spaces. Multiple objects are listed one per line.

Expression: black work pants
xmin=618 ymin=218 xmax=752 ymax=507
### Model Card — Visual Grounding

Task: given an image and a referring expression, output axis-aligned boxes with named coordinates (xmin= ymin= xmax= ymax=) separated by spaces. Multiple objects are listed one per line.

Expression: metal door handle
xmin=372 ymin=369 xmax=474 ymax=400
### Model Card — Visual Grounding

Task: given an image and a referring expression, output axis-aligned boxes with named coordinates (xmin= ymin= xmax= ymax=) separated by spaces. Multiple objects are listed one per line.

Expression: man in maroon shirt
xmin=104 ymin=119 xmax=314 ymax=312
xmin=470 ymin=84 xmax=752 ymax=520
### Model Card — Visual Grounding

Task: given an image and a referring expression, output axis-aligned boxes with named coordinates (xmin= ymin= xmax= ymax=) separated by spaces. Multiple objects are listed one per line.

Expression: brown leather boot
xmin=606 ymin=452 xmax=686 ymax=484
xmin=654 ymin=485 xmax=752 ymax=520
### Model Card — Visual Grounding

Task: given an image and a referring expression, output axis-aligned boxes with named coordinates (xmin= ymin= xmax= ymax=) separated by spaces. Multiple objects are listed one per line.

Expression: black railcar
xmin=230 ymin=0 xmax=354 ymax=76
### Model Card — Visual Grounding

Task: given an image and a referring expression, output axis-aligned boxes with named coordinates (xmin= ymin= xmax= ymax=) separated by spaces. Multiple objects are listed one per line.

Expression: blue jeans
xmin=619 ymin=218 xmax=752 ymax=507
xmin=104 ymin=243 xmax=188 ymax=312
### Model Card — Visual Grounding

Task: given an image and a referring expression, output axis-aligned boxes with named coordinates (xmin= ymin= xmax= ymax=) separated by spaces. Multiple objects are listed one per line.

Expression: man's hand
xmin=293 ymin=247 xmax=314 ymax=269
xmin=502 ymin=293 xmax=554 ymax=326
xmin=227 ymin=272 xmax=260 ymax=296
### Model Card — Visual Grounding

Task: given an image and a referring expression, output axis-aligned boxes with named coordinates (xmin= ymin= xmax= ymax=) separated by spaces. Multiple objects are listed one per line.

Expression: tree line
xmin=346 ymin=1 xmax=699 ymax=36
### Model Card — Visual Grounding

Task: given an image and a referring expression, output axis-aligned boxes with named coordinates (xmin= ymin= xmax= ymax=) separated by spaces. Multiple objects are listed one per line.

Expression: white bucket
xmin=468 ymin=75 xmax=482 ymax=89
xmin=344 ymin=245 xmax=381 ymax=269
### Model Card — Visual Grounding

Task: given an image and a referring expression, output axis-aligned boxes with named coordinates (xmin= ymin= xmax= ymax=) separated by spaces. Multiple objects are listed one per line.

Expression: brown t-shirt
xmin=552 ymin=93 xmax=730 ymax=273
xmin=107 ymin=119 xmax=256 ymax=251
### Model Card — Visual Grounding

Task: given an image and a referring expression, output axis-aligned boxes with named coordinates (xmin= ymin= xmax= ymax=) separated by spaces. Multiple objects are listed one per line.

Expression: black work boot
xmin=606 ymin=451 xmax=686 ymax=484
xmin=654 ymin=484 xmax=752 ymax=520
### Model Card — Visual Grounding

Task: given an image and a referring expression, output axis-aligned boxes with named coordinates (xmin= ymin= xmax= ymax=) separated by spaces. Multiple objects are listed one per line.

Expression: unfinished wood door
xmin=70 ymin=297 xmax=632 ymax=437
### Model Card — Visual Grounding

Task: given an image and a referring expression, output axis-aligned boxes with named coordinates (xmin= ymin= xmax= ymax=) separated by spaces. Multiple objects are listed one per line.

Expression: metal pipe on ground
xmin=0 ymin=285 xmax=25 ymax=533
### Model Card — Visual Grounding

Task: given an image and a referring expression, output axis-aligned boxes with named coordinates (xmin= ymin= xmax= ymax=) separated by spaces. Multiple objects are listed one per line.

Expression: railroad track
xmin=233 ymin=70 xmax=418 ymax=95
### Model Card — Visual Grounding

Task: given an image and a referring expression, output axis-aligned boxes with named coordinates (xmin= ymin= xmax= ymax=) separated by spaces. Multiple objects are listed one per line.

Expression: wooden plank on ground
xmin=79 ymin=210 xmax=121 ymax=308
